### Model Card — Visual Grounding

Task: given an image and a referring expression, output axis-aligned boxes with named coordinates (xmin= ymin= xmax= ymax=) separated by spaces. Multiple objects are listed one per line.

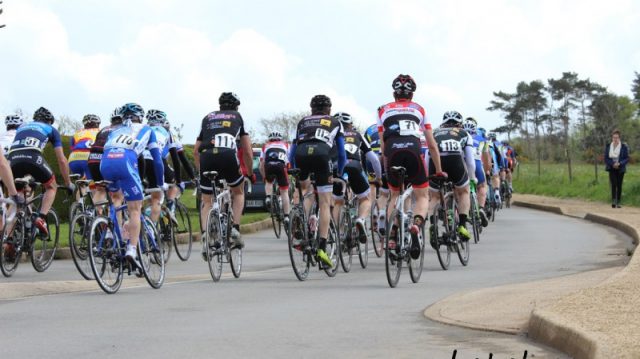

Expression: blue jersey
xmin=143 ymin=125 xmax=171 ymax=160
xmin=104 ymin=122 xmax=159 ymax=157
xmin=364 ymin=124 xmax=380 ymax=155
xmin=9 ymin=121 xmax=62 ymax=153
xmin=472 ymin=134 xmax=487 ymax=162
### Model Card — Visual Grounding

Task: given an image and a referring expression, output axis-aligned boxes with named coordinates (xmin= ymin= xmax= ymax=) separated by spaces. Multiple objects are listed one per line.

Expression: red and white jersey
xmin=261 ymin=140 xmax=289 ymax=164
xmin=376 ymin=100 xmax=430 ymax=141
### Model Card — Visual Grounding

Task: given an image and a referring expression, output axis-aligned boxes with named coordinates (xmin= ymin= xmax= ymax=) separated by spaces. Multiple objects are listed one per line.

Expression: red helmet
xmin=392 ymin=74 xmax=416 ymax=95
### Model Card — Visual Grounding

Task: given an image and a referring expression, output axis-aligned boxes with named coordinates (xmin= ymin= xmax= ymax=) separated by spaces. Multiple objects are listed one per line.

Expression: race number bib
xmin=398 ymin=120 xmax=420 ymax=137
xmin=21 ymin=137 xmax=42 ymax=148
xmin=314 ymin=128 xmax=332 ymax=145
xmin=268 ymin=151 xmax=287 ymax=162
xmin=110 ymin=134 xmax=136 ymax=149
xmin=439 ymin=139 xmax=460 ymax=153
xmin=344 ymin=143 xmax=358 ymax=154
xmin=214 ymin=133 xmax=236 ymax=149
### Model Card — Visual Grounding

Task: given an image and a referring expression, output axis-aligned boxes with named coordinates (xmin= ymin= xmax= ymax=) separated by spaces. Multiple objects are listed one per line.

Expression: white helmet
xmin=5 ymin=114 xmax=24 ymax=127
xmin=268 ymin=131 xmax=283 ymax=141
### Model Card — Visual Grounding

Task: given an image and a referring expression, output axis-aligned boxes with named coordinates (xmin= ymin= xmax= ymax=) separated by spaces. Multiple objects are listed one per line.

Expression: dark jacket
xmin=604 ymin=142 xmax=630 ymax=173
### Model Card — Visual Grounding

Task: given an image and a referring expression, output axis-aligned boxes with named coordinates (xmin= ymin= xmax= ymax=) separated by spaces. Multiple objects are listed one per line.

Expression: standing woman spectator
xmin=604 ymin=129 xmax=630 ymax=208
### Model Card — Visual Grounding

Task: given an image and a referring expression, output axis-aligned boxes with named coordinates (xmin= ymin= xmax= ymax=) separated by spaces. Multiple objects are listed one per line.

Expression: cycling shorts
xmin=475 ymin=160 xmax=486 ymax=185
xmin=293 ymin=141 xmax=333 ymax=192
xmin=333 ymin=160 xmax=370 ymax=199
xmin=264 ymin=161 xmax=289 ymax=190
xmin=383 ymin=137 xmax=428 ymax=190
xmin=88 ymin=162 xmax=103 ymax=182
xmin=507 ymin=158 xmax=514 ymax=171
xmin=9 ymin=150 xmax=55 ymax=185
xmin=69 ymin=160 xmax=91 ymax=180
xmin=429 ymin=155 xmax=469 ymax=190
xmin=101 ymin=149 xmax=143 ymax=201
xmin=199 ymin=149 xmax=243 ymax=195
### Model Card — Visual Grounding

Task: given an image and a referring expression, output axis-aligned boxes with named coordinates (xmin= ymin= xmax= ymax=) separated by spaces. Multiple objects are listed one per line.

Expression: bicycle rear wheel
xmin=385 ymin=209 xmax=402 ymax=288
xmin=338 ymin=208 xmax=353 ymax=273
xmin=287 ymin=207 xmax=309 ymax=281
xmin=470 ymin=197 xmax=480 ymax=244
xmin=173 ymin=202 xmax=193 ymax=261
xmin=357 ymin=220 xmax=369 ymax=269
xmin=270 ymin=194 xmax=282 ymax=239
xmin=408 ymin=223 xmax=425 ymax=283
xmin=370 ymin=201 xmax=383 ymax=258
xmin=139 ymin=215 xmax=165 ymax=289
xmin=323 ymin=220 xmax=339 ymax=277
xmin=157 ymin=214 xmax=172 ymax=264
xmin=88 ymin=217 xmax=123 ymax=294
xmin=205 ymin=209 xmax=223 ymax=282
xmin=228 ymin=212 xmax=242 ymax=278
xmin=70 ymin=212 xmax=94 ymax=280
xmin=0 ymin=217 xmax=24 ymax=277
xmin=446 ymin=197 xmax=469 ymax=266
xmin=432 ymin=204 xmax=451 ymax=270
xmin=31 ymin=210 xmax=59 ymax=272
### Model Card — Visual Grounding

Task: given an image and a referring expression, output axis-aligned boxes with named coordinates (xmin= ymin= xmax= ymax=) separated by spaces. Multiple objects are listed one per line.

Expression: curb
xmin=511 ymin=200 xmax=564 ymax=215
xmin=584 ymin=213 xmax=639 ymax=245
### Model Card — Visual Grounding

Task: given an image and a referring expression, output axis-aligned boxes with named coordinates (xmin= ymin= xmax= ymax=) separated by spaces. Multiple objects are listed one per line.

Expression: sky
xmin=1 ymin=0 xmax=638 ymax=142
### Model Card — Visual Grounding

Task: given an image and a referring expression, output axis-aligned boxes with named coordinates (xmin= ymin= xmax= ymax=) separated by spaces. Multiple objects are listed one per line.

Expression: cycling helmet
xmin=502 ymin=141 xmax=509 ymax=146
xmin=146 ymin=109 xmax=167 ymax=124
xmin=33 ymin=107 xmax=54 ymax=124
xmin=219 ymin=92 xmax=241 ymax=108
xmin=488 ymin=132 xmax=497 ymax=140
xmin=463 ymin=117 xmax=477 ymax=133
xmin=333 ymin=112 xmax=352 ymax=125
xmin=442 ymin=110 xmax=463 ymax=126
xmin=268 ymin=131 xmax=283 ymax=141
xmin=121 ymin=103 xmax=145 ymax=122
xmin=162 ymin=119 xmax=171 ymax=130
xmin=82 ymin=114 xmax=101 ymax=126
xmin=310 ymin=94 xmax=332 ymax=109
xmin=110 ymin=106 xmax=124 ymax=123
xmin=392 ymin=74 xmax=417 ymax=95
xmin=5 ymin=114 xmax=24 ymax=127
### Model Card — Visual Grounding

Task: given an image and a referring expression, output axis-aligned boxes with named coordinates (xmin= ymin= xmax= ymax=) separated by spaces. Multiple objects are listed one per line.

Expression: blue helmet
xmin=477 ymin=127 xmax=486 ymax=138
xmin=121 ymin=103 xmax=145 ymax=122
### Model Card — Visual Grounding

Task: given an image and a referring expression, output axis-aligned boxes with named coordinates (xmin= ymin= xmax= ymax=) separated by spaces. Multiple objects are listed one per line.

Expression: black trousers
xmin=609 ymin=170 xmax=625 ymax=204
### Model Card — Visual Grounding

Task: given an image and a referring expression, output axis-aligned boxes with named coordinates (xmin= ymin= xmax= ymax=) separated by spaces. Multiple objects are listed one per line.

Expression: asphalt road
xmin=0 ymin=207 xmax=631 ymax=358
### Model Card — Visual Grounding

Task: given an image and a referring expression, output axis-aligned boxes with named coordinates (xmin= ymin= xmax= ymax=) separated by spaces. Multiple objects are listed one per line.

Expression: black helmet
xmin=219 ymin=92 xmax=241 ymax=109
xmin=310 ymin=94 xmax=332 ymax=110
xmin=34 ymin=107 xmax=54 ymax=124
xmin=82 ymin=114 xmax=101 ymax=126
xmin=392 ymin=74 xmax=417 ymax=95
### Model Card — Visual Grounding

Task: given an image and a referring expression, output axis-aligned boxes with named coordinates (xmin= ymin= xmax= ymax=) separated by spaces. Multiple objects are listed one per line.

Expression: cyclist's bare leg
xmin=150 ymin=192 xmax=162 ymax=223
xmin=455 ymin=185 xmax=470 ymax=218
xmin=318 ymin=191 xmax=331 ymax=239
xmin=230 ymin=184 xmax=244 ymax=226
xmin=299 ymin=179 xmax=313 ymax=215
xmin=40 ymin=179 xmax=57 ymax=215
xmin=280 ymin=187 xmax=290 ymax=214
xmin=265 ymin=179 xmax=273 ymax=197
xmin=167 ymin=185 xmax=178 ymax=202
xmin=332 ymin=197 xmax=344 ymax=226
xmin=92 ymin=187 xmax=106 ymax=215
xmin=412 ymin=186 xmax=429 ymax=223
xmin=477 ymin=182 xmax=487 ymax=207
xmin=357 ymin=195 xmax=371 ymax=219
xmin=124 ymin=200 xmax=142 ymax=247
xmin=200 ymin=193 xmax=212 ymax=233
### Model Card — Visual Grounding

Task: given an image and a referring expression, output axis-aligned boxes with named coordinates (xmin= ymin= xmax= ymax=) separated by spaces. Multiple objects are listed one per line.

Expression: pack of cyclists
xmin=0 ymin=74 xmax=517 ymax=289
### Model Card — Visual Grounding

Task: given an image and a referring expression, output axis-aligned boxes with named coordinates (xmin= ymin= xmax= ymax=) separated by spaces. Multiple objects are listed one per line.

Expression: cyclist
xmin=101 ymin=103 xmax=164 ymax=266
xmin=0 ymin=145 xmax=25 ymax=258
xmin=378 ymin=74 xmax=444 ymax=259
xmin=486 ymin=132 xmax=503 ymax=205
xmin=332 ymin=112 xmax=381 ymax=243
xmin=68 ymin=114 xmax=100 ymax=180
xmin=289 ymin=94 xmax=346 ymax=267
xmin=259 ymin=131 xmax=291 ymax=226
xmin=503 ymin=141 xmax=517 ymax=192
xmin=143 ymin=109 xmax=177 ymax=224
xmin=0 ymin=114 xmax=23 ymax=155
xmin=8 ymin=107 xmax=74 ymax=235
xmin=163 ymin=119 xmax=196 ymax=203
xmin=428 ymin=111 xmax=476 ymax=242
xmin=364 ymin=122 xmax=389 ymax=235
xmin=88 ymin=107 xmax=121 ymax=205
xmin=194 ymin=92 xmax=253 ymax=249
xmin=463 ymin=117 xmax=489 ymax=227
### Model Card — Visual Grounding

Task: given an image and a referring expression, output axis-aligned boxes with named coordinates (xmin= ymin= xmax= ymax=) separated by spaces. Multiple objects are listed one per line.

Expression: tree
xmin=632 ymin=71 xmax=640 ymax=108
xmin=56 ymin=115 xmax=82 ymax=135
xmin=259 ymin=111 xmax=309 ymax=142
xmin=548 ymin=72 xmax=579 ymax=183
xmin=172 ymin=123 xmax=184 ymax=142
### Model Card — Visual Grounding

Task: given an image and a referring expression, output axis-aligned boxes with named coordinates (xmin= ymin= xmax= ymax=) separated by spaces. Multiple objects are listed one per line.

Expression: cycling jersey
xmin=87 ymin=126 xmax=116 ymax=181
xmin=364 ymin=124 xmax=380 ymax=155
xmin=261 ymin=140 xmax=289 ymax=164
xmin=429 ymin=127 xmax=474 ymax=189
xmin=68 ymin=128 xmax=99 ymax=179
xmin=9 ymin=121 xmax=62 ymax=153
xmin=0 ymin=129 xmax=17 ymax=155
xmin=343 ymin=129 xmax=371 ymax=161
xmin=377 ymin=100 xmax=430 ymax=141
xmin=143 ymin=125 xmax=171 ymax=160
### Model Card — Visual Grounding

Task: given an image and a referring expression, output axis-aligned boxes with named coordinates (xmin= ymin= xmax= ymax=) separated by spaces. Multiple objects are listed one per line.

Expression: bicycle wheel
xmin=357 ymin=218 xmax=369 ymax=269
xmin=69 ymin=201 xmax=83 ymax=225
xmin=0 ymin=217 xmax=24 ymax=277
xmin=432 ymin=204 xmax=451 ymax=270
xmin=70 ymin=212 xmax=94 ymax=280
xmin=470 ymin=197 xmax=480 ymax=244
xmin=338 ymin=208 xmax=353 ymax=273
xmin=173 ymin=202 xmax=193 ymax=261
xmin=385 ymin=209 xmax=402 ymax=288
xmin=270 ymin=194 xmax=282 ymax=239
xmin=228 ymin=212 xmax=242 ymax=278
xmin=157 ymin=214 xmax=172 ymax=264
xmin=408 ymin=223 xmax=425 ymax=283
xmin=88 ymin=217 xmax=123 ymax=294
xmin=288 ymin=207 xmax=309 ymax=281
xmin=323 ymin=219 xmax=339 ymax=277
xmin=447 ymin=197 xmax=469 ymax=266
xmin=139 ymin=215 xmax=165 ymax=289
xmin=205 ymin=209 xmax=223 ymax=282
xmin=370 ymin=201 xmax=383 ymax=258
xmin=31 ymin=210 xmax=59 ymax=272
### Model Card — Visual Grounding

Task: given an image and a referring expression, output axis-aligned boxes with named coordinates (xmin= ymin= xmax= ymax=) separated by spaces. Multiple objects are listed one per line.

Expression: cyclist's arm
xmin=194 ymin=140 xmax=201 ymax=173
xmin=239 ymin=135 xmax=252 ymax=176
xmin=149 ymin=147 xmax=164 ymax=188
xmin=464 ymin=145 xmax=476 ymax=181
xmin=288 ymin=141 xmax=297 ymax=168
xmin=0 ymin=148 xmax=17 ymax=196
xmin=365 ymin=151 xmax=382 ymax=179
xmin=54 ymin=147 xmax=72 ymax=186
xmin=169 ymin=146 xmax=181 ymax=183
xmin=177 ymin=149 xmax=195 ymax=180
xmin=424 ymin=128 xmax=443 ymax=173
xmin=336 ymin=135 xmax=347 ymax=175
